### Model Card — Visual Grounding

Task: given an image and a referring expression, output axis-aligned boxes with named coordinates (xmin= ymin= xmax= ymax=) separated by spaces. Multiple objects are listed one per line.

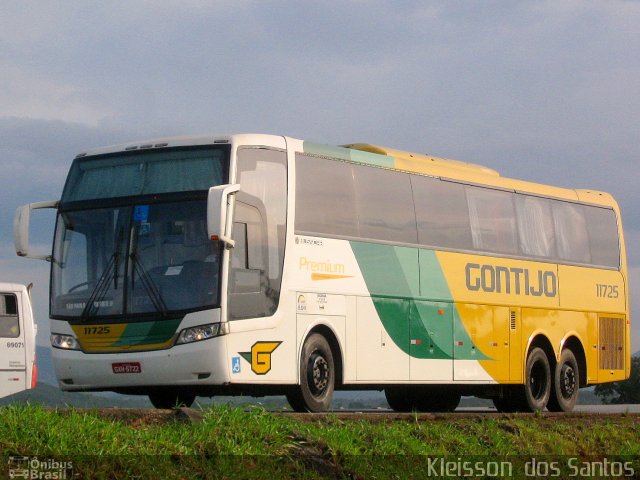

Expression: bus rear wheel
xmin=522 ymin=347 xmax=551 ymax=412
xmin=547 ymin=349 xmax=579 ymax=412
xmin=286 ymin=333 xmax=335 ymax=412
xmin=148 ymin=390 xmax=196 ymax=409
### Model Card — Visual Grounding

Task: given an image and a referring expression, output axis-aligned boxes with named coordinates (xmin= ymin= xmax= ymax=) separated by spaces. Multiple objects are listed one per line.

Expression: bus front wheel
xmin=547 ymin=349 xmax=579 ymax=412
xmin=286 ymin=333 xmax=335 ymax=412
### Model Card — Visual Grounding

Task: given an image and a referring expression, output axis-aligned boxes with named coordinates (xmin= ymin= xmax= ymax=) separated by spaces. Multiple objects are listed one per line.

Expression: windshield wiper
xmin=129 ymin=222 xmax=168 ymax=317
xmin=80 ymin=228 xmax=124 ymax=322
xmin=80 ymin=252 xmax=117 ymax=321
xmin=129 ymin=252 xmax=168 ymax=317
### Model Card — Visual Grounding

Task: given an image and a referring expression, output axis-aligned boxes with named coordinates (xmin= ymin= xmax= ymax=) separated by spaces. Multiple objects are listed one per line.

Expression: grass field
xmin=0 ymin=404 xmax=638 ymax=479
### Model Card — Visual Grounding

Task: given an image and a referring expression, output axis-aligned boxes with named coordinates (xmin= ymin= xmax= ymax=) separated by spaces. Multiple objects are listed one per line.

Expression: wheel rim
xmin=529 ymin=360 xmax=548 ymax=400
xmin=307 ymin=352 xmax=329 ymax=396
xmin=559 ymin=363 xmax=576 ymax=399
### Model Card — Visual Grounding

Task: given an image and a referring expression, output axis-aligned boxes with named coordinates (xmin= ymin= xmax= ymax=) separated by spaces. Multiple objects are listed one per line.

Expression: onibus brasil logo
xmin=8 ymin=456 xmax=74 ymax=479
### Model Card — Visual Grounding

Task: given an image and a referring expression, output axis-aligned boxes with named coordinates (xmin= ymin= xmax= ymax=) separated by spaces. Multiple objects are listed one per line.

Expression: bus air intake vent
xmin=598 ymin=316 xmax=625 ymax=370
xmin=510 ymin=310 xmax=517 ymax=330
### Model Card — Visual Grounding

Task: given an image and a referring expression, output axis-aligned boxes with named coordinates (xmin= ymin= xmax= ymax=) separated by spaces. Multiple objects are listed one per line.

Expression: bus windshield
xmin=51 ymin=146 xmax=229 ymax=321
xmin=61 ymin=146 xmax=228 ymax=202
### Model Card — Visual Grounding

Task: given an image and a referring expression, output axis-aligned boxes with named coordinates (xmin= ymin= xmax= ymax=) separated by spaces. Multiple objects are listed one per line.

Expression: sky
xmin=0 ymin=1 xmax=639 ymax=352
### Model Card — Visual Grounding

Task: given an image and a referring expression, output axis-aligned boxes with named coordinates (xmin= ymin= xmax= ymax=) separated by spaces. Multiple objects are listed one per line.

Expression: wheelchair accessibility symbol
xmin=231 ymin=356 xmax=241 ymax=374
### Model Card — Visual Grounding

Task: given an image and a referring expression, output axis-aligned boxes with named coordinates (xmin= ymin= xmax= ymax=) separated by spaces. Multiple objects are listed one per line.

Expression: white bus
xmin=14 ymin=134 xmax=629 ymax=412
xmin=0 ymin=283 xmax=37 ymax=398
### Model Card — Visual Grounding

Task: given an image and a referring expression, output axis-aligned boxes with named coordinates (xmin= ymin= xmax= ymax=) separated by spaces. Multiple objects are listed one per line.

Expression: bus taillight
xmin=31 ymin=354 xmax=37 ymax=389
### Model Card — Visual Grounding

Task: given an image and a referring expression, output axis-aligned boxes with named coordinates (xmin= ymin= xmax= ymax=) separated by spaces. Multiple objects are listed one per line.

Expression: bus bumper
xmin=51 ymin=336 xmax=230 ymax=391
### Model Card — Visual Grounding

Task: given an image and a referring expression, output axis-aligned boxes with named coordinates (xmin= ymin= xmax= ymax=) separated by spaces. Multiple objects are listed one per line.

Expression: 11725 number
xmin=596 ymin=284 xmax=619 ymax=298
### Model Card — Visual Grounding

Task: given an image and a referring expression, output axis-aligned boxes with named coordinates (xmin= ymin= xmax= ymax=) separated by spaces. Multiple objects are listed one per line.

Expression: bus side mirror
xmin=14 ymin=200 xmax=58 ymax=261
xmin=207 ymin=184 xmax=240 ymax=248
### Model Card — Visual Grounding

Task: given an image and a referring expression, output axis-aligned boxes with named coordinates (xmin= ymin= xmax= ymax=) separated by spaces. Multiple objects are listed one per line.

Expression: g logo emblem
xmin=239 ymin=341 xmax=282 ymax=375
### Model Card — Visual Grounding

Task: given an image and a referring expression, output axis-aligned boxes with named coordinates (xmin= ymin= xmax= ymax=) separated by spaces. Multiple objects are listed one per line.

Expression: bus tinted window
xmin=466 ymin=186 xmax=518 ymax=254
xmin=296 ymin=155 xmax=358 ymax=237
xmin=515 ymin=195 xmax=556 ymax=258
xmin=552 ymin=201 xmax=590 ymax=264
xmin=63 ymin=147 xmax=228 ymax=202
xmin=412 ymin=176 xmax=473 ymax=250
xmin=353 ymin=164 xmax=417 ymax=243
xmin=295 ymin=152 xmax=620 ymax=270
xmin=231 ymin=148 xmax=288 ymax=319
xmin=0 ymin=294 xmax=19 ymax=338
xmin=585 ymin=206 xmax=619 ymax=268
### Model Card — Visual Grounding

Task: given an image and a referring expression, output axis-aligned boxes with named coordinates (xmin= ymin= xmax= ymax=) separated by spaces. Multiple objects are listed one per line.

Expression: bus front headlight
xmin=51 ymin=334 xmax=81 ymax=351
xmin=176 ymin=323 xmax=228 ymax=345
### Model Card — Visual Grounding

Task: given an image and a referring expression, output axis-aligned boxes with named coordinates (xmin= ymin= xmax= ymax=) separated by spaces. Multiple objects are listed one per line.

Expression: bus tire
xmin=492 ymin=395 xmax=512 ymax=413
xmin=522 ymin=347 xmax=551 ymax=412
xmin=415 ymin=387 xmax=461 ymax=412
xmin=435 ymin=391 xmax=461 ymax=412
xmin=547 ymin=349 xmax=579 ymax=412
xmin=384 ymin=387 xmax=413 ymax=412
xmin=492 ymin=387 xmax=527 ymax=412
xmin=286 ymin=333 xmax=335 ymax=412
xmin=148 ymin=390 xmax=196 ymax=409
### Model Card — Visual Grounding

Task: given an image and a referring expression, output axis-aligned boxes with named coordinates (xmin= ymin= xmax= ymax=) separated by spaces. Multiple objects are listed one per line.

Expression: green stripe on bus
xmin=350 ymin=242 xmax=419 ymax=298
xmin=113 ymin=318 xmax=182 ymax=347
xmin=350 ymin=242 xmax=489 ymax=361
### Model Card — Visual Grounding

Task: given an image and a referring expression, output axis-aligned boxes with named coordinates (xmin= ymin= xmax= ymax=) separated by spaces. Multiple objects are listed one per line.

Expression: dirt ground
xmin=81 ymin=407 xmax=640 ymax=429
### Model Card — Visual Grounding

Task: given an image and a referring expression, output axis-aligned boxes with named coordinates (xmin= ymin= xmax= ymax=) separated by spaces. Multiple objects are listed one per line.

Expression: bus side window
xmin=0 ymin=294 xmax=20 ymax=338
xmin=552 ymin=201 xmax=590 ymax=264
xmin=466 ymin=186 xmax=518 ymax=255
xmin=229 ymin=148 xmax=287 ymax=320
xmin=353 ymin=164 xmax=416 ymax=244
xmin=295 ymin=155 xmax=357 ymax=237
xmin=412 ymin=176 xmax=473 ymax=250
xmin=515 ymin=194 xmax=556 ymax=258
xmin=584 ymin=206 xmax=620 ymax=268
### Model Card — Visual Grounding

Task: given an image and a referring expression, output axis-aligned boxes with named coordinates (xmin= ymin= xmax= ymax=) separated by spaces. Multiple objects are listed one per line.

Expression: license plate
xmin=112 ymin=362 xmax=142 ymax=374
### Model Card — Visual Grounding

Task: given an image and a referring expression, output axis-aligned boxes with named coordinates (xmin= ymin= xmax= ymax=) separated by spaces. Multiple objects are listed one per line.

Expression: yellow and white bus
xmin=14 ymin=134 xmax=629 ymax=412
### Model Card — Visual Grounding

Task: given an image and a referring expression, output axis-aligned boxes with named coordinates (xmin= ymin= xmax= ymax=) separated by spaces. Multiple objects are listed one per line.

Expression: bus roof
xmin=70 ymin=133 xmax=619 ymax=209
xmin=343 ymin=143 xmax=500 ymax=177
xmin=341 ymin=143 xmax=618 ymax=208
xmin=0 ymin=283 xmax=29 ymax=294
